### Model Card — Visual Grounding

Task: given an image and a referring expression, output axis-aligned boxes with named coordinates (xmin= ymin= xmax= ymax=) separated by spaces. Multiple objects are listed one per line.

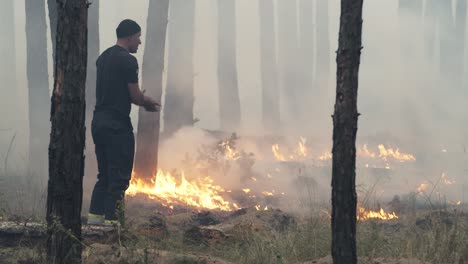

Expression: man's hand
xmin=143 ymin=96 xmax=160 ymax=112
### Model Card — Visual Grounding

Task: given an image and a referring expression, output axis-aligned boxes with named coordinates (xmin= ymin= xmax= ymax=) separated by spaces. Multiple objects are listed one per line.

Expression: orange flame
xmin=377 ymin=144 xmax=415 ymax=161
xmin=357 ymin=206 xmax=398 ymax=220
xmin=126 ymin=170 xmax=238 ymax=211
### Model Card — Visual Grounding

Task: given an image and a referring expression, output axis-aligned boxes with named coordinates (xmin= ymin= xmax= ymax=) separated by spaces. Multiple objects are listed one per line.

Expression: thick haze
xmin=1 ymin=0 xmax=467 ymax=209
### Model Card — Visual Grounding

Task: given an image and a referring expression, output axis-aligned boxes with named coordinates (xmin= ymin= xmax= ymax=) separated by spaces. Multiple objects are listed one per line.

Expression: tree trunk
xmin=26 ymin=0 xmax=51 ymax=180
xmin=47 ymin=0 xmax=57 ymax=63
xmin=259 ymin=0 xmax=280 ymax=133
xmin=398 ymin=0 xmax=422 ymax=58
xmin=299 ymin=0 xmax=315 ymax=123
xmin=277 ymin=0 xmax=300 ymax=128
xmin=437 ymin=1 xmax=456 ymax=83
xmin=134 ymin=0 xmax=170 ymax=180
xmin=163 ymin=0 xmax=196 ymax=138
xmin=46 ymin=1 xmax=88 ymax=263
xmin=217 ymin=0 xmax=241 ymax=132
xmin=424 ymin=0 xmax=436 ymax=61
xmin=454 ymin=0 xmax=466 ymax=90
xmin=0 ymin=0 xmax=18 ymax=133
xmin=331 ymin=0 xmax=363 ymax=263
xmin=84 ymin=0 xmax=100 ymax=187
xmin=316 ymin=0 xmax=330 ymax=95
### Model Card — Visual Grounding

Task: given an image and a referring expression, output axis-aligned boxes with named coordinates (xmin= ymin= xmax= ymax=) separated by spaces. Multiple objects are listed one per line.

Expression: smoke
xmin=1 ymin=0 xmax=467 ymax=213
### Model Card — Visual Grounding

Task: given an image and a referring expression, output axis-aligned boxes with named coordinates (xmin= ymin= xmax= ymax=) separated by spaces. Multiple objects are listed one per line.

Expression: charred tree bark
xmin=331 ymin=0 xmax=363 ymax=263
xmin=217 ymin=0 xmax=241 ymax=132
xmin=316 ymin=0 xmax=330 ymax=94
xmin=259 ymin=0 xmax=280 ymax=132
xmin=46 ymin=1 xmax=88 ymax=263
xmin=134 ymin=0 xmax=170 ymax=180
xmin=26 ymin=0 xmax=50 ymax=179
xmin=163 ymin=0 xmax=196 ymax=138
xmin=277 ymin=0 xmax=300 ymax=127
xmin=0 ymin=0 xmax=18 ymax=133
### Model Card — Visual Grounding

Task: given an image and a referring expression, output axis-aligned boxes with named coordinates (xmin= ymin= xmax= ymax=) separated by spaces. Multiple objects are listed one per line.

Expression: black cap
xmin=116 ymin=19 xmax=141 ymax=38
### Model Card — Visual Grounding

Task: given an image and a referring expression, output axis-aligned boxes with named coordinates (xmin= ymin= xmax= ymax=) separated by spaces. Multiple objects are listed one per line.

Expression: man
xmin=88 ymin=19 xmax=159 ymax=225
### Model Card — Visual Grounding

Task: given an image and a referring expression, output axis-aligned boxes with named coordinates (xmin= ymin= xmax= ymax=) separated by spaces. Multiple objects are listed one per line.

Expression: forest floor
xmin=0 ymin=201 xmax=466 ymax=264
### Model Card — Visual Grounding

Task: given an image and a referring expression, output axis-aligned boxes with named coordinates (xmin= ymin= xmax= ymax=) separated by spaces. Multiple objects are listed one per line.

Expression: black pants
xmin=89 ymin=112 xmax=134 ymax=221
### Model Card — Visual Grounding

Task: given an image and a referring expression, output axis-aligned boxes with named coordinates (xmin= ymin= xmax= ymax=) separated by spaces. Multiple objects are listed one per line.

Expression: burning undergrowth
xmin=125 ymin=128 xmax=463 ymax=221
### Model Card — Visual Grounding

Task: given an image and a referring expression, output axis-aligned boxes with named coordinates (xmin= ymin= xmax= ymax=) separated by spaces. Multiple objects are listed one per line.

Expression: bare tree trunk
xmin=47 ymin=0 xmax=57 ymax=63
xmin=316 ymin=0 xmax=330 ymax=95
xmin=218 ymin=0 xmax=241 ymax=132
xmin=26 ymin=0 xmax=50 ymax=180
xmin=398 ymin=0 xmax=422 ymax=58
xmin=46 ymin=1 xmax=88 ymax=263
xmin=277 ymin=0 xmax=300 ymax=127
xmin=84 ymin=0 xmax=100 ymax=188
xmin=437 ymin=1 xmax=456 ymax=83
xmin=331 ymin=0 xmax=363 ymax=263
xmin=424 ymin=0 xmax=436 ymax=61
xmin=455 ymin=0 xmax=466 ymax=90
xmin=259 ymin=0 xmax=280 ymax=133
xmin=134 ymin=0 xmax=170 ymax=180
xmin=299 ymin=0 xmax=315 ymax=122
xmin=85 ymin=0 xmax=99 ymax=129
xmin=0 ymin=0 xmax=18 ymax=132
xmin=163 ymin=0 xmax=196 ymax=138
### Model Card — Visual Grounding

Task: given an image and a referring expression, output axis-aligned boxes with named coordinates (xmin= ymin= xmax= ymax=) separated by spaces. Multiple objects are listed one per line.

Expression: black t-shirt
xmin=94 ymin=45 xmax=139 ymax=119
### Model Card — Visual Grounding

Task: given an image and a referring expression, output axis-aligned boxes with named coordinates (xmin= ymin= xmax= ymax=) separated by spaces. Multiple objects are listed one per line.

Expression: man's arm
xmin=128 ymin=83 xmax=160 ymax=111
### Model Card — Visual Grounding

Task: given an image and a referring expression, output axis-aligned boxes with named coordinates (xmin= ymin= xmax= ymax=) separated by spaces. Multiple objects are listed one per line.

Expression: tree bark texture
xmin=163 ymin=0 xmax=195 ymax=138
xmin=331 ymin=0 xmax=363 ymax=263
xmin=26 ymin=0 xmax=51 ymax=180
xmin=259 ymin=0 xmax=280 ymax=133
xmin=217 ymin=0 xmax=241 ymax=132
xmin=134 ymin=0 xmax=170 ymax=180
xmin=46 ymin=1 xmax=88 ymax=263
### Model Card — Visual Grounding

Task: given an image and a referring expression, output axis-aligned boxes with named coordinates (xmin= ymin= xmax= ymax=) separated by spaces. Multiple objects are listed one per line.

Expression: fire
xmin=219 ymin=140 xmax=240 ymax=160
xmin=272 ymin=144 xmax=287 ymax=161
xmin=357 ymin=206 xmax=398 ymax=221
xmin=357 ymin=144 xmax=376 ymax=158
xmin=441 ymin=173 xmax=455 ymax=185
xmin=272 ymin=138 xmax=311 ymax=161
xmin=417 ymin=182 xmax=429 ymax=193
xmin=377 ymin=144 xmax=415 ymax=161
xmin=318 ymin=152 xmax=332 ymax=161
xmin=127 ymin=170 xmax=237 ymax=211
xmin=297 ymin=137 xmax=308 ymax=157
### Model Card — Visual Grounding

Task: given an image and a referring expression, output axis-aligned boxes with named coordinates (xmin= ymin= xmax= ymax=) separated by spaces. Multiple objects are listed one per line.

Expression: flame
xmin=126 ymin=170 xmax=237 ymax=211
xmin=242 ymin=188 xmax=251 ymax=194
xmin=357 ymin=206 xmax=398 ymax=220
xmin=358 ymin=144 xmax=376 ymax=158
xmin=297 ymin=137 xmax=308 ymax=157
xmin=377 ymin=144 xmax=415 ymax=161
xmin=262 ymin=191 xmax=274 ymax=196
xmin=219 ymin=140 xmax=240 ymax=160
xmin=272 ymin=144 xmax=287 ymax=161
xmin=318 ymin=152 xmax=332 ymax=161
xmin=441 ymin=173 xmax=455 ymax=185
xmin=417 ymin=182 xmax=429 ymax=193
